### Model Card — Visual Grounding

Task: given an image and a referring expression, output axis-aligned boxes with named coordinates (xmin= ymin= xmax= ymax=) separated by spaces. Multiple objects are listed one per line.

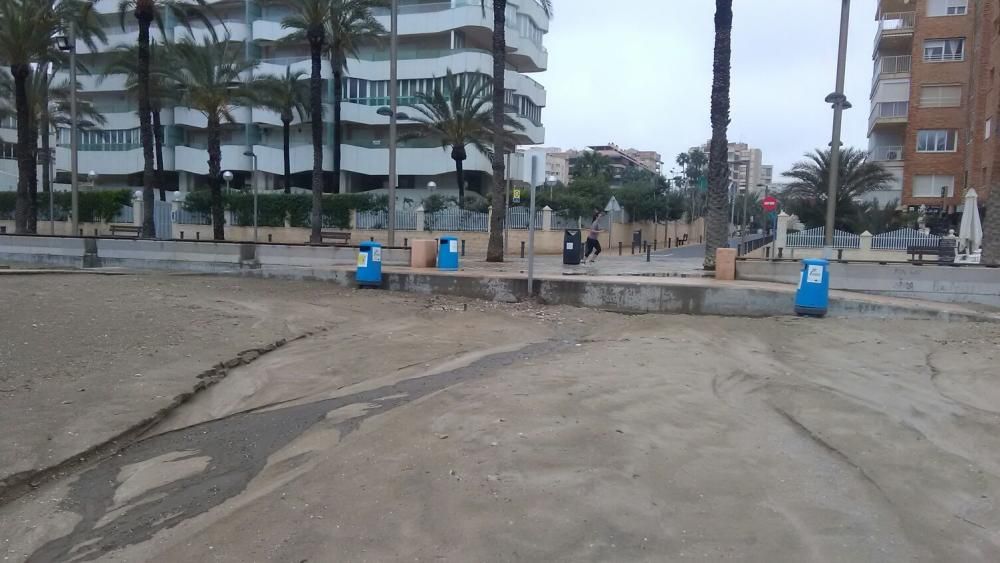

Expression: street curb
xmin=0 ymin=328 xmax=327 ymax=506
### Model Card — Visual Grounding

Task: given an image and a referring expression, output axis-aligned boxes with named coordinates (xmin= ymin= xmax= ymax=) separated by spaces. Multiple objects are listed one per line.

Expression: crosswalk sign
xmin=512 ymin=188 xmax=521 ymax=203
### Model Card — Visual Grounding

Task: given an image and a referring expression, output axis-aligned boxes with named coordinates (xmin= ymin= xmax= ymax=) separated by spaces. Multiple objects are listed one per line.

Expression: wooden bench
xmin=109 ymin=224 xmax=141 ymax=237
xmin=675 ymin=233 xmax=689 ymax=247
xmin=319 ymin=230 xmax=351 ymax=245
xmin=907 ymin=239 xmax=957 ymax=263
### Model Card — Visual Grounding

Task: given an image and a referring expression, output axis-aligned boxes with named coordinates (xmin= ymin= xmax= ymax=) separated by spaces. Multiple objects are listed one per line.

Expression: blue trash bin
xmin=794 ymin=258 xmax=829 ymax=317
xmin=438 ymin=236 xmax=459 ymax=271
xmin=356 ymin=241 xmax=382 ymax=287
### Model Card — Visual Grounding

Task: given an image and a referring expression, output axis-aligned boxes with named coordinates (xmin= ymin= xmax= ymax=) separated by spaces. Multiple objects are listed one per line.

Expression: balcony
xmin=869 ymin=101 xmax=909 ymax=131
xmin=874 ymin=11 xmax=915 ymax=51
xmin=870 ymin=145 xmax=904 ymax=162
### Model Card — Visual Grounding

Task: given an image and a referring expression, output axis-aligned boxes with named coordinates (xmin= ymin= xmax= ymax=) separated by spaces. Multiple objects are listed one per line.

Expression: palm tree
xmin=703 ymin=0 xmax=733 ymax=271
xmin=782 ymin=148 xmax=894 ymax=230
xmin=116 ymin=0 xmax=213 ymax=235
xmin=985 ymin=199 xmax=1000 ymax=265
xmin=483 ymin=0 xmax=552 ymax=262
xmin=156 ymin=35 xmax=261 ymax=240
xmin=103 ymin=41 xmax=173 ymax=200
xmin=283 ymin=0 xmax=329 ymax=243
xmin=0 ymin=0 xmax=104 ymax=233
xmin=403 ymin=71 xmax=522 ymax=207
xmin=325 ymin=0 xmax=386 ymax=193
xmin=570 ymin=151 xmax=612 ymax=179
xmin=257 ymin=66 xmax=309 ymax=194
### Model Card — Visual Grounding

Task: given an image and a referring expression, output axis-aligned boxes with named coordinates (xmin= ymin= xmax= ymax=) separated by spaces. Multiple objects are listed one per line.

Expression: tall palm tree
xmin=0 ymin=0 xmax=104 ymax=233
xmin=103 ymin=41 xmax=173 ymax=200
xmin=156 ymin=34 xmax=261 ymax=240
xmin=257 ymin=66 xmax=309 ymax=194
xmin=116 ymin=0 xmax=213 ymax=235
xmin=283 ymin=0 xmax=329 ymax=243
xmin=403 ymin=71 xmax=521 ymax=207
xmin=703 ymin=0 xmax=733 ymax=271
xmin=325 ymin=0 xmax=386 ymax=193
xmin=985 ymin=198 xmax=1000 ymax=265
xmin=483 ymin=0 xmax=552 ymax=262
xmin=782 ymin=148 xmax=894 ymax=230
xmin=570 ymin=151 xmax=612 ymax=180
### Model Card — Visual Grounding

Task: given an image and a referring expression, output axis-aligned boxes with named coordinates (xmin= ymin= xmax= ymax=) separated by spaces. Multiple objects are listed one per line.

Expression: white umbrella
xmin=958 ymin=188 xmax=983 ymax=253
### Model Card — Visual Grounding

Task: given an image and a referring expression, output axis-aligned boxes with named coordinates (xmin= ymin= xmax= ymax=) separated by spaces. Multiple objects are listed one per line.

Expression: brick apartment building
xmin=871 ymin=0 xmax=1000 ymax=213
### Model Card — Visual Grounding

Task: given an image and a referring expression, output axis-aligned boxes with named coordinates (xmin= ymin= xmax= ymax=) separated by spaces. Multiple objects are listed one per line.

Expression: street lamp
xmin=87 ymin=170 xmax=97 ymax=189
xmin=387 ymin=0 xmax=400 ymax=246
xmin=222 ymin=170 xmax=233 ymax=191
xmin=427 ymin=180 xmax=437 ymax=192
xmin=824 ymin=0 xmax=853 ymax=252
xmin=55 ymin=28 xmax=79 ymax=235
xmin=546 ymin=174 xmax=557 ymax=198
xmin=244 ymin=151 xmax=259 ymax=243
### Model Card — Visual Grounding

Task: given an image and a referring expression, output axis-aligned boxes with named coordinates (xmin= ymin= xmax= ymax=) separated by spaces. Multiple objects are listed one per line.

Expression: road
xmin=652 ymin=234 xmax=767 ymax=260
xmin=2 ymin=274 xmax=1000 ymax=562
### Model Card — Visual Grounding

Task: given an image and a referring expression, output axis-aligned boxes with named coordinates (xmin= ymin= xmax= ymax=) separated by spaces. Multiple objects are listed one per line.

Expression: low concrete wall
xmin=737 ymin=260 xmax=1000 ymax=308
xmin=0 ymin=235 xmax=89 ymax=268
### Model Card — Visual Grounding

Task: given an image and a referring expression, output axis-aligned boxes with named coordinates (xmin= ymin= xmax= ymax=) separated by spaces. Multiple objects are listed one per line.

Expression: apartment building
xmin=869 ymin=0 xmax=998 ymax=212
xmin=11 ymin=0 xmax=548 ymax=201
xmin=567 ymin=143 xmax=662 ymax=185
xmin=693 ymin=142 xmax=771 ymax=191
xmin=520 ymin=147 xmax=570 ymax=187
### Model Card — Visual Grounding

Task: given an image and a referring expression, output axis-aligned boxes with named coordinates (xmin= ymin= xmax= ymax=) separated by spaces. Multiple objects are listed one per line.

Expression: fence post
xmin=487 ymin=206 xmax=493 ymax=234
xmin=415 ymin=206 xmax=425 ymax=232
xmin=776 ymin=212 xmax=790 ymax=254
xmin=646 ymin=245 xmax=651 ymax=262
xmin=350 ymin=209 xmax=357 ymax=229
xmin=461 ymin=239 xmax=466 ymax=257
xmin=860 ymin=230 xmax=873 ymax=256
xmin=132 ymin=190 xmax=143 ymax=228
xmin=542 ymin=206 xmax=553 ymax=231
xmin=618 ymin=241 xmax=622 ymax=256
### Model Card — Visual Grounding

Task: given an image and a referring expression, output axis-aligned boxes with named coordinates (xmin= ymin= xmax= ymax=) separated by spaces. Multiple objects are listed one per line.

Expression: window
xmin=924 ymin=38 xmax=965 ymax=61
xmin=913 ymin=175 xmax=955 ymax=197
xmin=0 ymin=141 xmax=16 ymax=160
xmin=917 ymin=130 xmax=958 ymax=152
xmin=928 ymin=0 xmax=968 ymax=16
xmin=987 ymin=118 xmax=993 ymax=140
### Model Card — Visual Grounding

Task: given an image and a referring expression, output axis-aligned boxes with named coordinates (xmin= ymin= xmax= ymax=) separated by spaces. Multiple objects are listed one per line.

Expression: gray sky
xmin=535 ymin=0 xmax=878 ymax=180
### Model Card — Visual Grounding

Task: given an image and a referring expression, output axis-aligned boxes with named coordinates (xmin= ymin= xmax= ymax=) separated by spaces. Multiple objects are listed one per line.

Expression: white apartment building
xmin=693 ymin=142 xmax=771 ymax=191
xmin=4 ymin=0 xmax=548 ymax=202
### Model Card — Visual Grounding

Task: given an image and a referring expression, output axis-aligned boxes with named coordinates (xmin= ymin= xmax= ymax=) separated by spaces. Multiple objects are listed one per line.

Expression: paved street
xmin=2 ymin=273 xmax=1000 ymax=562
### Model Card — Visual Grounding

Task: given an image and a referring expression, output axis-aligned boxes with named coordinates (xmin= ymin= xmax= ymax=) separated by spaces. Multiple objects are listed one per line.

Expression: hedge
xmin=182 ymin=191 xmax=384 ymax=229
xmin=0 ymin=190 xmax=132 ymax=223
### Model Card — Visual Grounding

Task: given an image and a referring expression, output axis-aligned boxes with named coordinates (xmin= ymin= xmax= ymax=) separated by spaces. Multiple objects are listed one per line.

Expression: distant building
xmin=520 ymin=147 xmax=570 ymax=187
xmin=692 ymin=141 xmax=772 ymax=191
xmin=564 ymin=143 xmax=662 ymax=186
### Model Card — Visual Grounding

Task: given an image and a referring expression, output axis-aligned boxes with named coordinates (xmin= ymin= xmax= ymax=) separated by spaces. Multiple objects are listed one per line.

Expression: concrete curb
xmin=0 ymin=329 xmax=326 ymax=506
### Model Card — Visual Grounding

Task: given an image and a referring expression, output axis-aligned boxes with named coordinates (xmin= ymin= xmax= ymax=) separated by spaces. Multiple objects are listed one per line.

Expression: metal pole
xmin=825 ymin=0 xmax=852 ymax=250
xmin=527 ymin=182 xmax=536 ymax=296
xmin=504 ymin=151 xmax=510 ymax=255
xmin=251 ymin=157 xmax=258 ymax=243
xmin=49 ymin=146 xmax=55 ymax=235
xmin=741 ymin=187 xmax=749 ymax=250
xmin=387 ymin=0 xmax=398 ymax=246
xmin=69 ymin=25 xmax=79 ymax=235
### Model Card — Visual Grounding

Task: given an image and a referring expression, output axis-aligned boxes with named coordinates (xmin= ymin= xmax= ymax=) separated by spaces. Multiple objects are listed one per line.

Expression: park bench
xmin=109 ymin=224 xmax=141 ymax=237
xmin=676 ymin=233 xmax=689 ymax=247
xmin=319 ymin=230 xmax=351 ymax=246
xmin=907 ymin=239 xmax=957 ymax=264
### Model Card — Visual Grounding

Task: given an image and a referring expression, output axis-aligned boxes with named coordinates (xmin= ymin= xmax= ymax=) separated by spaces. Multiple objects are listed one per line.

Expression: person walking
xmin=585 ymin=210 xmax=605 ymax=264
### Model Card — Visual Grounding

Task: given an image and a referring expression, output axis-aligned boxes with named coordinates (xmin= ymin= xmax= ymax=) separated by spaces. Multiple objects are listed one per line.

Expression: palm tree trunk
xmin=984 ymin=197 xmax=1000 ymax=265
xmin=703 ymin=0 xmax=733 ymax=271
xmin=308 ymin=28 xmax=324 ymax=243
xmin=40 ymin=82 xmax=51 ymax=227
xmin=454 ymin=154 xmax=465 ymax=205
xmin=27 ymin=120 xmax=38 ymax=233
xmin=11 ymin=63 xmax=31 ymax=234
xmin=207 ymin=115 xmax=224 ymax=241
xmin=333 ymin=68 xmax=343 ymax=194
xmin=282 ymin=117 xmax=292 ymax=194
xmin=486 ymin=0 xmax=508 ymax=262
xmin=136 ymin=5 xmax=156 ymax=238
xmin=153 ymin=106 xmax=166 ymax=201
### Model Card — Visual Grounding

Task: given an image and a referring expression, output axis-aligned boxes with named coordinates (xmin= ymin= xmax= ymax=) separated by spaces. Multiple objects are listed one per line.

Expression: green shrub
xmin=182 ymin=190 xmax=377 ymax=228
xmin=0 ymin=190 xmax=131 ymax=222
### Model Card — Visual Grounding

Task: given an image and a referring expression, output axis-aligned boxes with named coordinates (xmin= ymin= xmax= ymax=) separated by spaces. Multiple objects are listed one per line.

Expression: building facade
xmin=565 ymin=143 xmax=663 ymax=186
xmin=870 ymin=0 xmax=999 ymax=211
xmin=693 ymin=142 xmax=771 ymax=191
xmin=5 ymin=0 xmax=548 ymax=202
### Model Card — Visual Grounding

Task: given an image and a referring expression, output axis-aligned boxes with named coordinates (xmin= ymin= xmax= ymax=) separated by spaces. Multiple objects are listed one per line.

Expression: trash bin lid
xmin=360 ymin=240 xmax=381 ymax=249
xmin=440 ymin=235 xmax=458 ymax=242
xmin=802 ymin=258 xmax=829 ymax=266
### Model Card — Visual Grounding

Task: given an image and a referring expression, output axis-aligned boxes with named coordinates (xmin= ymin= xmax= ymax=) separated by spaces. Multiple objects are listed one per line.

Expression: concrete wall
xmin=737 ymin=260 xmax=1000 ymax=308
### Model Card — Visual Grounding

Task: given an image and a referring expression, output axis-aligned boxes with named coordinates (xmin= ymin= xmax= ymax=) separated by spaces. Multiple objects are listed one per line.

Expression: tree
xmin=283 ymin=0 xmax=329 ymax=243
xmin=985 ymin=197 xmax=1000 ymax=266
xmin=676 ymin=148 xmax=708 ymax=222
xmin=403 ymin=71 xmax=521 ymax=207
xmin=570 ymin=151 xmax=612 ymax=179
xmin=117 ymin=0 xmax=213 ymax=236
xmin=0 ymin=0 xmax=104 ymax=233
xmin=536 ymin=175 xmax=610 ymax=221
xmin=616 ymin=182 xmax=683 ymax=223
xmin=257 ymin=66 xmax=309 ymax=194
xmin=781 ymin=148 xmax=894 ymax=230
xmin=324 ymin=0 xmax=386 ymax=193
xmin=483 ymin=0 xmax=552 ymax=262
xmin=845 ymin=199 xmax=912 ymax=235
xmin=156 ymin=35 xmax=262 ymax=240
xmin=703 ymin=0 xmax=733 ymax=271
xmin=103 ymin=40 xmax=173 ymax=201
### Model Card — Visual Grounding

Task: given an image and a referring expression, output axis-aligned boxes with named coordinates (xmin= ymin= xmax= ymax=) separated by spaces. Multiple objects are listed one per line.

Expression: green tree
xmin=324 ymin=0 xmax=386 ymax=193
xmin=117 ymin=0 xmax=213 ymax=236
xmin=536 ymin=175 xmax=610 ymax=221
xmin=570 ymin=151 xmax=612 ymax=179
xmin=845 ymin=199 xmax=911 ymax=235
xmin=403 ymin=71 xmax=522 ymax=208
xmin=157 ymin=35 xmax=263 ymax=240
xmin=616 ymin=182 xmax=683 ymax=222
xmin=704 ymin=0 xmax=733 ymax=270
xmin=781 ymin=148 xmax=894 ymax=230
xmin=483 ymin=0 xmax=552 ymax=262
xmin=257 ymin=66 xmax=309 ymax=194
xmin=0 ymin=0 xmax=104 ymax=233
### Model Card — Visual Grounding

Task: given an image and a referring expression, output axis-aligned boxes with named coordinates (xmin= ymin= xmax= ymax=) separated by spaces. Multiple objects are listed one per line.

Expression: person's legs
xmin=584 ymin=238 xmax=597 ymax=259
xmin=590 ymin=240 xmax=602 ymax=262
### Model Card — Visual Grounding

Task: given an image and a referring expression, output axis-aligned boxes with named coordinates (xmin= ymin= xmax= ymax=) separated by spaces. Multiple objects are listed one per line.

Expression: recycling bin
xmin=563 ymin=229 xmax=582 ymax=265
xmin=438 ymin=235 xmax=459 ymax=271
xmin=356 ymin=240 xmax=382 ymax=287
xmin=794 ymin=258 xmax=829 ymax=317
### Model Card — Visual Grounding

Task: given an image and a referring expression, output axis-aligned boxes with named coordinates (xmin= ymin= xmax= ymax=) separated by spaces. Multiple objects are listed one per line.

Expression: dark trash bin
xmin=563 ymin=229 xmax=582 ymax=265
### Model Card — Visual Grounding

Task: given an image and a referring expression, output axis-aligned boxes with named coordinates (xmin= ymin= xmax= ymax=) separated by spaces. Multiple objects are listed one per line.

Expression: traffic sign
xmin=762 ymin=196 xmax=778 ymax=213
xmin=512 ymin=188 xmax=521 ymax=203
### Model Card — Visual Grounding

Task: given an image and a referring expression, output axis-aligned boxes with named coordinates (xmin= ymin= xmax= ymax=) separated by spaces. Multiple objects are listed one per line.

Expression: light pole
xmin=222 ymin=170 xmax=233 ymax=192
xmin=740 ymin=185 xmax=748 ymax=250
xmin=527 ymin=177 xmax=538 ymax=296
xmin=244 ymin=151 xmax=259 ymax=243
xmin=55 ymin=29 xmax=79 ymax=234
xmin=825 ymin=0 xmax=853 ymax=251
xmin=388 ymin=0 xmax=399 ymax=246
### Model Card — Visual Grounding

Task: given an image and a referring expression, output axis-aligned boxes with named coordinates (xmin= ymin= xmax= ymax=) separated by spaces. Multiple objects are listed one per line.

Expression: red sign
xmin=762 ymin=196 xmax=778 ymax=213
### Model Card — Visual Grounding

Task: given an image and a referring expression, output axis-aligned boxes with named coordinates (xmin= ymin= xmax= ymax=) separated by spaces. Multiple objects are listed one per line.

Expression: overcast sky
xmin=535 ymin=0 xmax=878 ymax=180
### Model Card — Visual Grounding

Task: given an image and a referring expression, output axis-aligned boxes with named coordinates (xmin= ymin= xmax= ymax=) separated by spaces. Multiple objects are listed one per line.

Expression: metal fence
xmin=871 ymin=228 xmax=942 ymax=250
xmin=427 ymin=209 xmax=489 ymax=232
xmin=504 ymin=207 xmax=543 ymax=230
xmin=786 ymin=226 xmax=861 ymax=248
xmin=174 ymin=208 xmax=212 ymax=225
xmin=355 ymin=210 xmax=418 ymax=230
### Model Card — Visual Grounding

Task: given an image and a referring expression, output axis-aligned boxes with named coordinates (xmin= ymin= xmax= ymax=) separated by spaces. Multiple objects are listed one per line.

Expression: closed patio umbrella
xmin=958 ymin=188 xmax=983 ymax=254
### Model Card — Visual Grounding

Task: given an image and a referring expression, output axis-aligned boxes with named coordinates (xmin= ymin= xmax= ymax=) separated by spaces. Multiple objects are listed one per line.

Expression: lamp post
xmin=527 ymin=175 xmax=538 ymax=296
xmin=388 ymin=0 xmax=399 ymax=246
xmin=55 ymin=29 xmax=79 ymax=234
xmin=222 ymin=170 xmax=233 ymax=192
xmin=824 ymin=0 xmax=853 ymax=252
xmin=244 ymin=151 xmax=259 ymax=243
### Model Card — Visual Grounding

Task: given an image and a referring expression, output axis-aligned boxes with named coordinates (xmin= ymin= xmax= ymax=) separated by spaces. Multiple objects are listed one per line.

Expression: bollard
xmin=196 ymin=232 xmax=200 ymax=240
xmin=268 ymin=234 xmax=272 ymax=243
xmin=837 ymin=248 xmax=844 ymax=261
xmin=520 ymin=240 xmax=525 ymax=258
xmin=370 ymin=236 xmax=375 ymax=242
xmin=778 ymin=247 xmax=783 ymax=259
xmin=94 ymin=228 xmax=98 ymax=236
xmin=653 ymin=239 xmax=657 ymax=251
xmin=461 ymin=239 xmax=466 ymax=257
xmin=765 ymin=246 xmax=770 ymax=259
xmin=631 ymin=243 xmax=635 ymax=255
xmin=79 ymin=228 xmax=83 ymax=236
xmin=180 ymin=231 xmax=185 ymax=240
xmin=618 ymin=241 xmax=623 ymax=256
xmin=646 ymin=245 xmax=651 ymax=262
xmin=668 ymin=238 xmax=672 ymax=248
xmin=404 ymin=237 xmax=408 ymax=247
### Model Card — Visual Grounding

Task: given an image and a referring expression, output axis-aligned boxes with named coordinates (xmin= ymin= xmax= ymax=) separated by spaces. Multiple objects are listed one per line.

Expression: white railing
xmin=873 ymin=55 xmax=912 ymax=88
xmin=924 ymin=52 xmax=965 ymax=62
xmin=427 ymin=209 xmax=489 ymax=232
xmin=869 ymin=101 xmax=909 ymax=129
xmin=870 ymin=145 xmax=904 ymax=162
xmin=786 ymin=227 xmax=860 ymax=249
xmin=356 ymin=210 xmax=418 ymax=230
xmin=876 ymin=12 xmax=915 ymax=45
xmin=872 ymin=228 xmax=942 ymax=250
xmin=505 ymin=206 xmax=543 ymax=229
